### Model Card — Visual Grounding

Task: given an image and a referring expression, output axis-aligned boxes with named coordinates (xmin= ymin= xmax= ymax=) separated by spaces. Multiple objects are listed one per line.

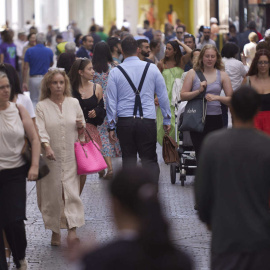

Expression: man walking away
xmin=23 ymin=33 xmax=53 ymax=107
xmin=195 ymin=85 xmax=270 ymax=270
xmin=106 ymin=37 xmax=171 ymax=183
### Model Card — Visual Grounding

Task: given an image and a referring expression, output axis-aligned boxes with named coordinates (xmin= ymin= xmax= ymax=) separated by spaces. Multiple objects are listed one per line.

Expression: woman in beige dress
xmin=35 ymin=68 xmax=85 ymax=247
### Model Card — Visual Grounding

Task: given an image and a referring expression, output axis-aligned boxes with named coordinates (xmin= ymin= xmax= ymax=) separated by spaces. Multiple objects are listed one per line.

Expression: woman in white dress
xmin=35 ymin=68 xmax=85 ymax=247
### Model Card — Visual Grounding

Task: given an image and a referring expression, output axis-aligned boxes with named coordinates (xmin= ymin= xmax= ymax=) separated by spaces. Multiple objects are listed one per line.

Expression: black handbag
xmin=179 ymin=70 xmax=207 ymax=133
xmin=17 ymin=105 xmax=50 ymax=180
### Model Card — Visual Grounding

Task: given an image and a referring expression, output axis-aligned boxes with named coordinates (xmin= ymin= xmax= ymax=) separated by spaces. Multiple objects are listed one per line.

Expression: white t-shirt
xmin=16 ymin=93 xmax=36 ymax=118
xmin=243 ymin=42 xmax=257 ymax=67
xmin=222 ymin=57 xmax=249 ymax=91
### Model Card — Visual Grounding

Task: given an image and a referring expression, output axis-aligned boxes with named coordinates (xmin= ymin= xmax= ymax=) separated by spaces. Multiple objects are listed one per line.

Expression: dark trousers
xmin=0 ymin=232 xmax=8 ymax=270
xmin=116 ymin=117 xmax=160 ymax=182
xmin=0 ymin=165 xmax=28 ymax=268
xmin=221 ymin=103 xmax=228 ymax=128
xmin=211 ymin=250 xmax=270 ymax=270
xmin=190 ymin=115 xmax=223 ymax=161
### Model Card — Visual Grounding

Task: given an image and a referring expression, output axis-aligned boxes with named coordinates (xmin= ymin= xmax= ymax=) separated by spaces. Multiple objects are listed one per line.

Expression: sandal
xmin=104 ymin=170 xmax=113 ymax=180
xmin=5 ymin=248 xmax=11 ymax=267
xmin=98 ymin=169 xmax=106 ymax=178
xmin=51 ymin=231 xmax=61 ymax=246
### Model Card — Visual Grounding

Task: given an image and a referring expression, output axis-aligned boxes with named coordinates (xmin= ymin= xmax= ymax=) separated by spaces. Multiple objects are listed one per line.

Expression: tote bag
xmin=74 ymin=129 xmax=107 ymax=175
xmin=179 ymin=70 xmax=207 ymax=133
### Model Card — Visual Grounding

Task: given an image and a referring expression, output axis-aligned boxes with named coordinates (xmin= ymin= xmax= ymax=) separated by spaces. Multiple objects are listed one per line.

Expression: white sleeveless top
xmin=0 ymin=102 xmax=26 ymax=170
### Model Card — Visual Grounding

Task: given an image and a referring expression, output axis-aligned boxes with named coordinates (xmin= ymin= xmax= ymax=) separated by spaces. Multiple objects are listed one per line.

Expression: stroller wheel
xmin=180 ymin=175 xmax=186 ymax=186
xmin=170 ymin=164 xmax=177 ymax=184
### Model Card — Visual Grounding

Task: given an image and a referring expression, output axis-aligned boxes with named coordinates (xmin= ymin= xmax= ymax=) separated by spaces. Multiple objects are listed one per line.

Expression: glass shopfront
xmin=229 ymin=0 xmax=270 ymax=33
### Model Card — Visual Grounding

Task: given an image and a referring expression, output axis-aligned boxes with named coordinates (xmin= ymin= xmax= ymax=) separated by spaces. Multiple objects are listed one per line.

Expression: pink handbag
xmin=74 ymin=129 xmax=107 ymax=175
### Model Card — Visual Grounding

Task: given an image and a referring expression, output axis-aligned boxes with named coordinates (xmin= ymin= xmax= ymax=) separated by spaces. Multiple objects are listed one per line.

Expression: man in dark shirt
xmin=195 ymin=85 xmax=270 ymax=270
xmin=137 ymin=39 xmax=154 ymax=63
xmin=76 ymin=35 xmax=94 ymax=59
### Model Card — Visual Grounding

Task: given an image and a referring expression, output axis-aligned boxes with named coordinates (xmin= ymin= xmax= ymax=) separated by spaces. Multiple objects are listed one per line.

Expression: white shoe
xmin=18 ymin=258 xmax=28 ymax=270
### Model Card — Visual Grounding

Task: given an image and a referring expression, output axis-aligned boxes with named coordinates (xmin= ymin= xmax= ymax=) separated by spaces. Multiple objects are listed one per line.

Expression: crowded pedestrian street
xmin=1 ymin=1 xmax=270 ymax=270
xmin=7 ymin=145 xmax=210 ymax=270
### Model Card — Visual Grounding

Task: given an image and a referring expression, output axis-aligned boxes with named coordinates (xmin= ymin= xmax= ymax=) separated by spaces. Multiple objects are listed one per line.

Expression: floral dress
xmin=93 ymin=64 xmax=122 ymax=157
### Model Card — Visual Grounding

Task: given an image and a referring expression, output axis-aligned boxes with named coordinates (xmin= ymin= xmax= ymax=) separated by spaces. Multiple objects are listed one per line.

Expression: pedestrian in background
xmin=195 ymin=86 xmax=270 ymax=270
xmin=107 ymin=37 xmax=122 ymax=64
xmin=22 ymin=33 xmax=54 ymax=107
xmin=156 ymin=39 xmax=192 ymax=144
xmin=0 ymin=63 xmax=35 ymax=121
xmin=22 ymin=33 xmax=36 ymax=87
xmin=0 ymin=72 xmax=40 ymax=270
xmin=35 ymin=68 xmax=85 ymax=247
xmin=0 ymin=30 xmax=17 ymax=69
xmin=149 ymin=39 xmax=160 ymax=64
xmin=221 ymin=42 xmax=248 ymax=127
xmin=57 ymin=52 xmax=76 ymax=74
xmin=243 ymin=49 xmax=270 ymax=135
xmin=153 ymin=30 xmax=165 ymax=61
xmin=106 ymin=37 xmax=171 ymax=183
xmin=92 ymin=42 xmax=122 ymax=180
xmin=181 ymin=44 xmax=232 ymax=160
xmin=243 ymin=32 xmax=258 ymax=67
xmin=82 ymin=167 xmax=193 ymax=270
xmin=197 ymin=26 xmax=216 ymax=49
xmin=137 ymin=39 xmax=154 ymax=63
xmin=76 ymin=35 xmax=94 ymax=59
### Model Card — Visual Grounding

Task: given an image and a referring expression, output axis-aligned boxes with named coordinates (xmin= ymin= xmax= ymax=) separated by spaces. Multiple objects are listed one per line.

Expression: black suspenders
xmin=116 ymin=62 xmax=151 ymax=119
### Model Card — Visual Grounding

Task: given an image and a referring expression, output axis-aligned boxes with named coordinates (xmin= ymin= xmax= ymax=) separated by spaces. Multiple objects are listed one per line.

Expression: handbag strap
xmin=195 ymin=70 xmax=207 ymax=99
xmin=82 ymin=127 xmax=102 ymax=153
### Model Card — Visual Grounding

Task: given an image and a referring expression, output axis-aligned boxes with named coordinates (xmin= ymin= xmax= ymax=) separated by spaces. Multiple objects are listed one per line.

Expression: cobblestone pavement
xmin=9 ymin=145 xmax=210 ymax=270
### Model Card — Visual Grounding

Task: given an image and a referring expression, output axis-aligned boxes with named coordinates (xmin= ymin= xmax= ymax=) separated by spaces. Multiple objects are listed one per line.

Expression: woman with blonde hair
xmin=181 ymin=44 xmax=233 ymax=160
xmin=35 ymin=68 xmax=85 ymax=247
xmin=243 ymin=32 xmax=258 ymax=67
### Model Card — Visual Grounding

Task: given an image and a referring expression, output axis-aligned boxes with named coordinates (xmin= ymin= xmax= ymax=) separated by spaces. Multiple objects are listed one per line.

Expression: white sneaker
xmin=18 ymin=258 xmax=28 ymax=270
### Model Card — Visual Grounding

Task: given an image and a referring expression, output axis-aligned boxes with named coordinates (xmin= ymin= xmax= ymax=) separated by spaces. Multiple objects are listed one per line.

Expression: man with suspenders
xmin=106 ymin=37 xmax=171 ymax=183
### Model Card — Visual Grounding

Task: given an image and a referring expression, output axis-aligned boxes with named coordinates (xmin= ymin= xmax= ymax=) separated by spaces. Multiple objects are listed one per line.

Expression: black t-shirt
xmin=195 ymin=128 xmax=270 ymax=254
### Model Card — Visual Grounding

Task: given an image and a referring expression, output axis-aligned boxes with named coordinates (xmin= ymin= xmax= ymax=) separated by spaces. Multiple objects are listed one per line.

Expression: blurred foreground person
xmin=195 ymin=86 xmax=270 ymax=270
xmin=82 ymin=167 xmax=193 ymax=270
xmin=35 ymin=69 xmax=85 ymax=247
xmin=0 ymin=72 xmax=40 ymax=270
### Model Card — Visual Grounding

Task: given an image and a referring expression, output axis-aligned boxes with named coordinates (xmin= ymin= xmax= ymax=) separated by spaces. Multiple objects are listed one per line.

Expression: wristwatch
xmin=107 ymin=128 xmax=115 ymax=132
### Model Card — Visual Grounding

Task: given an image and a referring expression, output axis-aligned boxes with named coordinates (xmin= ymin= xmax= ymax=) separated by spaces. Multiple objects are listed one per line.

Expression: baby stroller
xmin=170 ymin=88 xmax=197 ymax=186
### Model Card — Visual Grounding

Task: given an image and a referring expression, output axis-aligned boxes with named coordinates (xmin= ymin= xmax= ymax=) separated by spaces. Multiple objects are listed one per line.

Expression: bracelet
xmin=41 ymin=142 xmax=50 ymax=149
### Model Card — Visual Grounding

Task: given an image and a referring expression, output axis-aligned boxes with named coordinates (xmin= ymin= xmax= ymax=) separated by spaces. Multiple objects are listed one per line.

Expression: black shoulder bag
xmin=179 ymin=70 xmax=207 ymax=133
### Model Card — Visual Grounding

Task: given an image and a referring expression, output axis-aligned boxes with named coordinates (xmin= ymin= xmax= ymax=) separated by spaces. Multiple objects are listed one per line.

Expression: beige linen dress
xmin=35 ymin=97 xmax=85 ymax=233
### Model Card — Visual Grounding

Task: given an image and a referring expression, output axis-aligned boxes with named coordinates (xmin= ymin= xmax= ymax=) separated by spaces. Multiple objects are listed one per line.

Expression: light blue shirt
xmin=106 ymin=56 xmax=171 ymax=129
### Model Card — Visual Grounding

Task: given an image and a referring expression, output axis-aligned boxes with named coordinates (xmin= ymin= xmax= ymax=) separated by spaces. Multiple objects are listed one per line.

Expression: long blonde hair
xmin=193 ymin=44 xmax=224 ymax=71
xmin=40 ymin=69 xmax=72 ymax=101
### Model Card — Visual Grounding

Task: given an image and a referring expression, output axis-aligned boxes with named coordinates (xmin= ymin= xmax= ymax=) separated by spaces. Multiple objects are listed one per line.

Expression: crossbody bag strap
xmin=195 ymin=70 xmax=207 ymax=123
xmin=195 ymin=70 xmax=207 ymax=99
